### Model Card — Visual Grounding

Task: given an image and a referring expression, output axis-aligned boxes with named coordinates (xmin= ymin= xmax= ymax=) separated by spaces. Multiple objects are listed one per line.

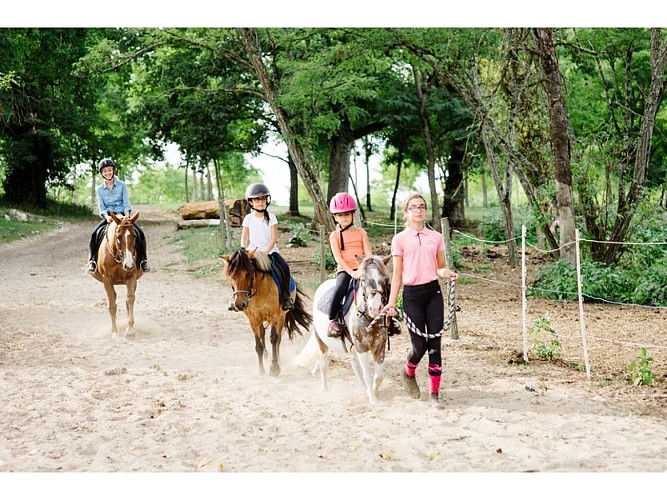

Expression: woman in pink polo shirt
xmin=383 ymin=193 xmax=458 ymax=409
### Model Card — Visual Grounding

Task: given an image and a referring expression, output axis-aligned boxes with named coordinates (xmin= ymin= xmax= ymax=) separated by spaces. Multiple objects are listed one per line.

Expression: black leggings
xmin=403 ymin=280 xmax=444 ymax=368
xmin=269 ymin=252 xmax=291 ymax=302
xmin=329 ymin=270 xmax=354 ymax=320
xmin=89 ymin=219 xmax=148 ymax=264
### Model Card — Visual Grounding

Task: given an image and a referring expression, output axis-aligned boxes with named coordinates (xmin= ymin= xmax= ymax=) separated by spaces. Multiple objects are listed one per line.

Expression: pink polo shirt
xmin=391 ymin=226 xmax=444 ymax=286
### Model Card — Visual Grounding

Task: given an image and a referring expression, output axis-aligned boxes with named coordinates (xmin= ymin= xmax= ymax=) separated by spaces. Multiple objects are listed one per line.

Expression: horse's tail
xmin=284 ymin=284 xmax=313 ymax=340
xmin=293 ymin=328 xmax=320 ymax=373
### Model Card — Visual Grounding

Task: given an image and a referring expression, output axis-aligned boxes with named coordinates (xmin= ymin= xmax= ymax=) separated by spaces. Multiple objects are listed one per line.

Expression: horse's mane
xmin=358 ymin=255 xmax=391 ymax=280
xmin=252 ymin=250 xmax=271 ymax=272
xmin=225 ymin=248 xmax=272 ymax=276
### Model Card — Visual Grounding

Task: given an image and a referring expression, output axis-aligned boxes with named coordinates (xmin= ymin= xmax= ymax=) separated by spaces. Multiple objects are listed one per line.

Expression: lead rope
xmin=368 ymin=279 xmax=456 ymax=339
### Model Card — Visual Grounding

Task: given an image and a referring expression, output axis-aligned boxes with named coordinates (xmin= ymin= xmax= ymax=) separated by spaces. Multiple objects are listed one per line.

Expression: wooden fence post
xmin=441 ymin=217 xmax=459 ymax=340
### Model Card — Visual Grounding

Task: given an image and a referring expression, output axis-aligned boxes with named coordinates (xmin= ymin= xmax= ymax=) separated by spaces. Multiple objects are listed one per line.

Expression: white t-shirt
xmin=242 ymin=212 xmax=279 ymax=254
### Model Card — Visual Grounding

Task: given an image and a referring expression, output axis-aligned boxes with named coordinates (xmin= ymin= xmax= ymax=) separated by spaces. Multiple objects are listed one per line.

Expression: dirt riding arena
xmin=0 ymin=206 xmax=665 ymax=494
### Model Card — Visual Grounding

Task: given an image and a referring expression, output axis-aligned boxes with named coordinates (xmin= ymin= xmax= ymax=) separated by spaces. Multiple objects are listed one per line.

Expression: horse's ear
xmin=220 ymin=254 xmax=230 ymax=263
xmin=355 ymin=255 xmax=363 ymax=264
xmin=247 ymin=248 xmax=256 ymax=259
xmin=109 ymin=212 xmax=121 ymax=224
xmin=129 ymin=211 xmax=140 ymax=223
xmin=382 ymin=255 xmax=392 ymax=266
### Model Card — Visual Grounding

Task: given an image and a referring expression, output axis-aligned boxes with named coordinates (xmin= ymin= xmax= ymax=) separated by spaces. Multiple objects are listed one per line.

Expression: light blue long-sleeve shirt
xmin=97 ymin=179 xmax=131 ymax=218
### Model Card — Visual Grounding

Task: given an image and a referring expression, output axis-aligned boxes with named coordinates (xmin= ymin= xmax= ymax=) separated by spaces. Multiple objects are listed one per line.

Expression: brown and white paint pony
xmin=294 ymin=255 xmax=392 ymax=405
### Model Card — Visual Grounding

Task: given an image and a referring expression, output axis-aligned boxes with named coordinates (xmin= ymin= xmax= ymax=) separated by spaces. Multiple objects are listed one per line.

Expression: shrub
xmin=627 ymin=348 xmax=656 ymax=386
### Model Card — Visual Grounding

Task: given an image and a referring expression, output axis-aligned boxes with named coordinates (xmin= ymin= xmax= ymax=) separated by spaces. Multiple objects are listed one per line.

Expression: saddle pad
xmin=271 ymin=273 xmax=296 ymax=294
xmin=316 ymin=281 xmax=356 ymax=316
xmin=317 ymin=286 xmax=336 ymax=314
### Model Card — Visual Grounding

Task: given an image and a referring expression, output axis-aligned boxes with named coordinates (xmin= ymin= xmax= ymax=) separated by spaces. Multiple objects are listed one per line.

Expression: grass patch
xmin=0 ymin=200 xmax=96 ymax=245
xmin=166 ymin=226 xmax=231 ymax=278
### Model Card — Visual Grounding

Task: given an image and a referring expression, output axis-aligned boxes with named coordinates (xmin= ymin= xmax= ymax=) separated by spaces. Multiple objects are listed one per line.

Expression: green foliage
xmin=166 ymin=227 xmax=226 ymax=278
xmin=477 ymin=210 xmax=537 ymax=246
xmin=529 ymin=315 xmax=562 ymax=361
xmin=627 ymin=348 xmax=656 ymax=386
xmin=313 ymin=246 xmax=337 ymax=272
xmin=531 ymin=242 xmax=667 ymax=307
xmin=284 ymin=223 xmax=310 ymax=248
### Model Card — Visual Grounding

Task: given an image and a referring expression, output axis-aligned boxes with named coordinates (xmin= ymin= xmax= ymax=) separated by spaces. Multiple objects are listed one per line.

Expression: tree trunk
xmin=287 ymin=152 xmax=300 ymax=216
xmin=413 ymin=67 xmax=441 ymax=232
xmin=481 ymin=170 xmax=488 ymax=208
xmin=192 ymin=166 xmax=198 ymax=202
xmin=533 ymin=28 xmax=576 ymax=264
xmin=206 ymin=162 xmax=214 ymax=200
xmin=213 ymin=158 xmax=232 ymax=249
xmin=473 ymin=63 xmax=517 ymax=266
xmin=443 ymin=138 xmax=466 ymax=228
xmin=327 ymin=118 xmax=353 ymax=200
xmin=600 ymin=29 xmax=667 ymax=263
xmin=390 ymin=147 xmax=404 ymax=223
xmin=238 ymin=28 xmax=334 ymax=232
xmin=363 ymin=137 xmax=373 ymax=212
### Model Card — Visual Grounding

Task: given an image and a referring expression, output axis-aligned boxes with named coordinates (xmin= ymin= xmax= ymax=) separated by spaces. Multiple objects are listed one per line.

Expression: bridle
xmin=231 ymin=260 xmax=256 ymax=300
xmin=105 ymin=223 xmax=131 ymax=264
xmin=229 ymin=256 xmax=268 ymax=307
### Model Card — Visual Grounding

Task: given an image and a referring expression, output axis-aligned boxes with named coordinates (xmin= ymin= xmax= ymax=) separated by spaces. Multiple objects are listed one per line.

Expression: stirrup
xmin=327 ymin=319 xmax=342 ymax=338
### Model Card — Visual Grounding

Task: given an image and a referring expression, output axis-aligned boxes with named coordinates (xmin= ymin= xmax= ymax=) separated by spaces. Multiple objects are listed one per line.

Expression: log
xmin=177 ymin=219 xmax=221 ymax=230
xmin=178 ymin=199 xmax=246 ymax=226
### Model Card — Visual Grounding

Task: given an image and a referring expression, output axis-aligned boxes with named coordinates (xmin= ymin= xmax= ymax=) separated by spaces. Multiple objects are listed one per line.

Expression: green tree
xmin=0 ymin=29 xmax=102 ymax=206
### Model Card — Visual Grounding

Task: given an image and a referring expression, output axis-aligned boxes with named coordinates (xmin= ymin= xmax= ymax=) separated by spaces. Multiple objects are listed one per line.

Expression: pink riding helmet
xmin=329 ymin=192 xmax=357 ymax=214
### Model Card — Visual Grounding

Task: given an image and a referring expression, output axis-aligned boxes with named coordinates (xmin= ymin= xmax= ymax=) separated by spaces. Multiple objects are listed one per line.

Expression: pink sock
xmin=429 ymin=374 xmax=441 ymax=394
xmin=428 ymin=363 xmax=442 ymax=393
xmin=405 ymin=360 xmax=417 ymax=378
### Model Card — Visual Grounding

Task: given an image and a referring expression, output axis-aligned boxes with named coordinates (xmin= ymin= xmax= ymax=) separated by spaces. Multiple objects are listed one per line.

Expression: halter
xmin=337 ymin=260 xmax=391 ymax=350
xmin=354 ymin=275 xmax=386 ymax=320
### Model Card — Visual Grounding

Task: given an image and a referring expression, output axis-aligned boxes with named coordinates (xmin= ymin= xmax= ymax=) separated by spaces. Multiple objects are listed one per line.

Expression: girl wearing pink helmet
xmin=326 ymin=192 xmax=372 ymax=337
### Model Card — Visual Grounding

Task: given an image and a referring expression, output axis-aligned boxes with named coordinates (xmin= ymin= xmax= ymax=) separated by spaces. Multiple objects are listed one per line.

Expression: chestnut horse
xmin=220 ymin=248 xmax=312 ymax=376
xmin=293 ymin=255 xmax=392 ymax=405
xmin=90 ymin=211 xmax=144 ymax=338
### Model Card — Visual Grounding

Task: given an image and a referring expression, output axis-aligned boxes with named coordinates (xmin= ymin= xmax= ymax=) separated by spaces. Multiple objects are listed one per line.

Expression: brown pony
xmin=220 ymin=248 xmax=312 ymax=376
xmin=91 ymin=211 xmax=144 ymax=338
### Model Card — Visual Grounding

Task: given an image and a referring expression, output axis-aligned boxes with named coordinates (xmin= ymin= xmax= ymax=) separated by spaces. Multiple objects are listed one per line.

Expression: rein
xmin=367 ymin=279 xmax=457 ymax=339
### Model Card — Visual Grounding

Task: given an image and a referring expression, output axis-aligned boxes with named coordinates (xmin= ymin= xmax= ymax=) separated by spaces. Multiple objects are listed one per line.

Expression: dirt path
xmin=0 ymin=206 xmax=665 ymax=480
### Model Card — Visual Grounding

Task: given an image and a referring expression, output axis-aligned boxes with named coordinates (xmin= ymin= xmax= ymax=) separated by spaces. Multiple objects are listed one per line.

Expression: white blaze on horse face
xmin=364 ymin=267 xmax=386 ymax=317
xmin=122 ymin=231 xmax=135 ymax=270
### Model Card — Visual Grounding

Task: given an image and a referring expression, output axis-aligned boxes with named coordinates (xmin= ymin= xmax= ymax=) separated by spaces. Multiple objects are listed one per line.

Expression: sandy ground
xmin=0 ymin=206 xmax=665 ymax=496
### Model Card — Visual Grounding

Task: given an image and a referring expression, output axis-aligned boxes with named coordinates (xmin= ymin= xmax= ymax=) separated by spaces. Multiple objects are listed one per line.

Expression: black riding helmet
xmin=245 ymin=182 xmax=271 ymax=206
xmin=98 ymin=158 xmax=117 ymax=175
